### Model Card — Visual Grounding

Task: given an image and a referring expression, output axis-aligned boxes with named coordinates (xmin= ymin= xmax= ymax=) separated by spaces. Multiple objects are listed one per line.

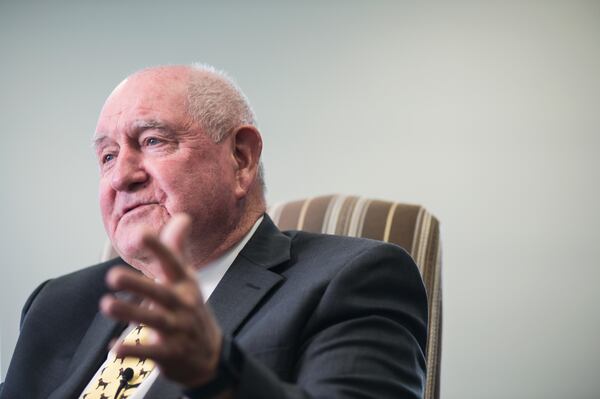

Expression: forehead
xmin=95 ymin=72 xmax=190 ymax=137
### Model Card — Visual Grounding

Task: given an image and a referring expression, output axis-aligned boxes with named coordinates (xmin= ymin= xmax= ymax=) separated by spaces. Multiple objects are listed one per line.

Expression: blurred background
xmin=1 ymin=1 xmax=599 ymax=398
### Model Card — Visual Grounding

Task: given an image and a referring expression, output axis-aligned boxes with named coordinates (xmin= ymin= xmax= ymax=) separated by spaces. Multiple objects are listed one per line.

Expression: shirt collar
xmin=196 ymin=216 xmax=264 ymax=301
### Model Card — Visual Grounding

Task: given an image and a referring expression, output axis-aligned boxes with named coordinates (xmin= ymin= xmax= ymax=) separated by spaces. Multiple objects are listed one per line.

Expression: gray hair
xmin=186 ymin=63 xmax=256 ymax=141
xmin=186 ymin=63 xmax=265 ymax=191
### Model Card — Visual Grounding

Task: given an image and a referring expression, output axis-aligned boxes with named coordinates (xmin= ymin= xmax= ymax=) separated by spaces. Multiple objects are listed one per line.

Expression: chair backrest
xmin=268 ymin=194 xmax=442 ymax=399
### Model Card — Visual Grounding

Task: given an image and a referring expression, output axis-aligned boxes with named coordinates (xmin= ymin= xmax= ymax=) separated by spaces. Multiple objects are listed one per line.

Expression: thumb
xmin=160 ymin=213 xmax=192 ymax=262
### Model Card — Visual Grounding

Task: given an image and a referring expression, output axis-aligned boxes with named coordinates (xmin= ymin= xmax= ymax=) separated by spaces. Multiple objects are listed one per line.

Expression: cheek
xmin=161 ymin=178 xmax=200 ymax=213
xmin=151 ymin=152 xmax=233 ymax=213
xmin=164 ymin=173 xmax=217 ymax=214
xmin=98 ymin=183 xmax=115 ymax=225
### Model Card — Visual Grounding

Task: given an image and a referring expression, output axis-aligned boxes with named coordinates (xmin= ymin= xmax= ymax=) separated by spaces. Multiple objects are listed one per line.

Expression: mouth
xmin=120 ymin=202 xmax=159 ymax=219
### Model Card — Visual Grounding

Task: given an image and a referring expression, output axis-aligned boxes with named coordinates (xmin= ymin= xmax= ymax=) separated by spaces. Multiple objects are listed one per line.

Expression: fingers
xmin=111 ymin=326 xmax=223 ymax=386
xmin=142 ymin=234 xmax=188 ymax=283
xmin=160 ymin=213 xmax=192 ymax=257
xmin=106 ymin=267 xmax=179 ymax=309
xmin=135 ymin=213 xmax=193 ymax=283
xmin=101 ymin=295 xmax=177 ymax=332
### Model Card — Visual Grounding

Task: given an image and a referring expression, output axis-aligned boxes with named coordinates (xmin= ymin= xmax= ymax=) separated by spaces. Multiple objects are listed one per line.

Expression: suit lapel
xmin=145 ymin=215 xmax=291 ymax=398
xmin=210 ymin=214 xmax=290 ymax=335
xmin=209 ymin=257 xmax=285 ymax=335
xmin=47 ymin=308 xmax=126 ymax=399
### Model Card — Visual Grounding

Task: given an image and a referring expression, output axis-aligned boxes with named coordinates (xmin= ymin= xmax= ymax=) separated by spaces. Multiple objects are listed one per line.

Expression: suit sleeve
xmin=231 ymin=243 xmax=428 ymax=399
xmin=0 ymin=280 xmax=51 ymax=395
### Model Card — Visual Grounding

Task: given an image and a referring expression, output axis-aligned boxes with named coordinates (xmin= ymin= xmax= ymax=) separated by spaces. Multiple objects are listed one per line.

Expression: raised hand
xmin=100 ymin=214 xmax=223 ymax=387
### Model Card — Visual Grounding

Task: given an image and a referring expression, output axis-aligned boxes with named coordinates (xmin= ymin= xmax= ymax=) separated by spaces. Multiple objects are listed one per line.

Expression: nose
xmin=110 ymin=148 xmax=148 ymax=192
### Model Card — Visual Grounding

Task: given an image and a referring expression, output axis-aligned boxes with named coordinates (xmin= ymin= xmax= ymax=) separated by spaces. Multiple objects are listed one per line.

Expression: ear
xmin=230 ymin=126 xmax=263 ymax=199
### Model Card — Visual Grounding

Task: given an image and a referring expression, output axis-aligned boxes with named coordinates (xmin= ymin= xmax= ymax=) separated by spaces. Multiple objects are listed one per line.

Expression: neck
xmin=192 ymin=206 xmax=264 ymax=269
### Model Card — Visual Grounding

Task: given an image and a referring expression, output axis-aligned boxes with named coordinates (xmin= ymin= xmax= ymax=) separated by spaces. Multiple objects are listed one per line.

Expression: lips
xmin=118 ymin=202 xmax=159 ymax=219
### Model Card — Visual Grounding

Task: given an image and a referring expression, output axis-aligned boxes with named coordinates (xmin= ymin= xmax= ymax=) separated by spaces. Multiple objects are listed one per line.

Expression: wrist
xmin=184 ymin=336 xmax=242 ymax=398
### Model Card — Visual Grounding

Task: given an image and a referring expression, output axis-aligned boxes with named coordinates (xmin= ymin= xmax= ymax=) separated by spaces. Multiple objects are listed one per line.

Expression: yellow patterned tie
xmin=82 ymin=324 xmax=156 ymax=399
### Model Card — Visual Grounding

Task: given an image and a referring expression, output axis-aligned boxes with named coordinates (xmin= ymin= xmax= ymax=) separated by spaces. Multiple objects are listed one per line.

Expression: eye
xmin=143 ymin=136 xmax=161 ymax=146
xmin=102 ymin=153 xmax=115 ymax=164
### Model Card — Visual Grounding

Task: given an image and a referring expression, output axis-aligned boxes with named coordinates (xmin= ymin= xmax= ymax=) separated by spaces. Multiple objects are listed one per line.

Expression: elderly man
xmin=0 ymin=65 xmax=428 ymax=399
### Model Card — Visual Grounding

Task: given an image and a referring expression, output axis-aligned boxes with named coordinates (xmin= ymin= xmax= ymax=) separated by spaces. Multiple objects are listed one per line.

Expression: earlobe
xmin=231 ymin=126 xmax=263 ymax=199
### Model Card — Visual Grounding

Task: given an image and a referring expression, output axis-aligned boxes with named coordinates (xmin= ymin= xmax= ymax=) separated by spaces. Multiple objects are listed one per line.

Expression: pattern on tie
xmin=81 ymin=325 xmax=156 ymax=399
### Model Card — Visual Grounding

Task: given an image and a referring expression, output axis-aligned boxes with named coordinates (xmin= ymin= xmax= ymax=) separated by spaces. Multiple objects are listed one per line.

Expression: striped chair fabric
xmin=268 ymin=194 xmax=442 ymax=399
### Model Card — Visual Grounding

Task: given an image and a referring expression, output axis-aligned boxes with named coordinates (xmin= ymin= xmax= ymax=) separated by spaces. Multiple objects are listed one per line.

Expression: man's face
xmin=94 ymin=70 xmax=238 ymax=274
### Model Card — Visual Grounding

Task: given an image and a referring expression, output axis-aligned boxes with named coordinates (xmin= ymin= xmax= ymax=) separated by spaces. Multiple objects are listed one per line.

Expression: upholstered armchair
xmin=268 ymin=194 xmax=442 ymax=399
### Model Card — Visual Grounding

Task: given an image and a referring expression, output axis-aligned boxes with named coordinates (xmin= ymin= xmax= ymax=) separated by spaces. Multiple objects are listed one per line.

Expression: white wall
xmin=1 ymin=1 xmax=599 ymax=398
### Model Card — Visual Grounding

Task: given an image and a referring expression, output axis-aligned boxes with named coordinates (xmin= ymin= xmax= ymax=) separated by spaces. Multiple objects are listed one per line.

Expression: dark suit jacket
xmin=1 ymin=215 xmax=428 ymax=399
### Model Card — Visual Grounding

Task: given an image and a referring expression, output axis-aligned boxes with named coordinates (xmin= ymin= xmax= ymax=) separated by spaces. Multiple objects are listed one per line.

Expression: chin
xmin=114 ymin=216 xmax=162 ymax=244
xmin=113 ymin=239 xmax=142 ymax=263
xmin=112 ymin=224 xmax=147 ymax=256
xmin=114 ymin=222 xmax=167 ymax=274
xmin=112 ymin=243 xmax=157 ymax=278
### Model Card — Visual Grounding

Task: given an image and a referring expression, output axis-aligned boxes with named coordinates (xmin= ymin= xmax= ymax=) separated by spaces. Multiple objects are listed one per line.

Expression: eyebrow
xmin=132 ymin=119 xmax=170 ymax=131
xmin=92 ymin=119 xmax=178 ymax=149
xmin=91 ymin=135 xmax=110 ymax=150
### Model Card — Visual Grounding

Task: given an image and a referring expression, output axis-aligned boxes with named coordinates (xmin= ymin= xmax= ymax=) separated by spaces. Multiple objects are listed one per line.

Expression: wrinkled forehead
xmin=95 ymin=70 xmax=191 ymax=136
